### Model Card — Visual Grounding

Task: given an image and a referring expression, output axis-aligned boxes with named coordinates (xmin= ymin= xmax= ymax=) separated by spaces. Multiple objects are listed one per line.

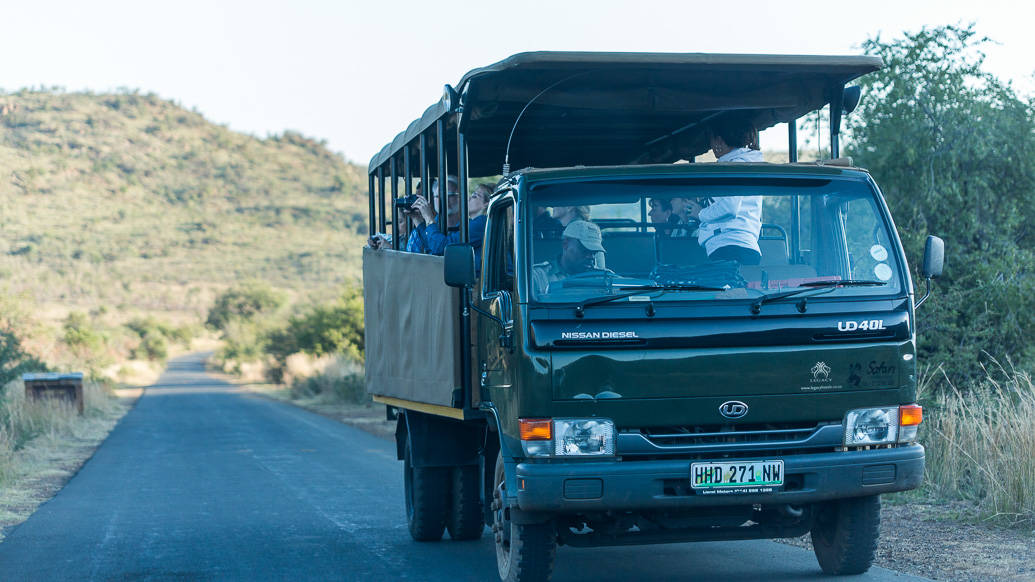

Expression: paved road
xmin=0 ymin=353 xmax=932 ymax=581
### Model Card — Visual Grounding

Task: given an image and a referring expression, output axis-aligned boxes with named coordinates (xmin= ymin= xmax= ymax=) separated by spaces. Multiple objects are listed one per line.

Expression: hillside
xmin=0 ymin=89 xmax=368 ymax=318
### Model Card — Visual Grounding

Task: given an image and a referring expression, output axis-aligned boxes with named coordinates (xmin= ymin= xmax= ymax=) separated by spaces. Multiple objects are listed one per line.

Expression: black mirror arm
xmin=915 ymin=278 xmax=933 ymax=309
xmin=470 ymin=301 xmax=504 ymax=328
xmin=469 ymin=292 xmax=515 ymax=352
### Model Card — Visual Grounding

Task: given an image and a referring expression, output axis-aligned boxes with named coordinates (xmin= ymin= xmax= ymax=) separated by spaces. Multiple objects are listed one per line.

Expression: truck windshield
xmin=527 ymin=177 xmax=904 ymax=304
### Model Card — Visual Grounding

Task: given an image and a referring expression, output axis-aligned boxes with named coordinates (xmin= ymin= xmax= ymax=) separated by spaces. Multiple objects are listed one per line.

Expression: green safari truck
xmin=362 ymin=52 xmax=943 ymax=582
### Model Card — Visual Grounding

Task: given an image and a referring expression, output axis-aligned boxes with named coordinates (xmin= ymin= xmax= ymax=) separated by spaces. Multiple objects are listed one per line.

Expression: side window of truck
xmin=484 ymin=199 xmax=515 ymax=295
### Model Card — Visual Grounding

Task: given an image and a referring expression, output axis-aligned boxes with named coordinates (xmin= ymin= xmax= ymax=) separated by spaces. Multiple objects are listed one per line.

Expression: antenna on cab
xmin=503 ymin=71 xmax=588 ymax=178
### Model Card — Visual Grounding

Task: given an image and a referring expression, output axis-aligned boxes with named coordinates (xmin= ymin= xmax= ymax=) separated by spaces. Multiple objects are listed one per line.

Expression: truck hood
xmin=540 ymin=310 xmax=915 ymax=427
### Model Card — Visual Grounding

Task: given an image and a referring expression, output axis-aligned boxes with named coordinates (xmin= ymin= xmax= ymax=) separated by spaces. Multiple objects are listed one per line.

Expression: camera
xmin=395 ymin=194 xmax=419 ymax=211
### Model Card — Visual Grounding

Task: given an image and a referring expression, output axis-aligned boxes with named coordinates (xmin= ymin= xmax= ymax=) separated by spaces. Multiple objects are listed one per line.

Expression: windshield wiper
xmin=574 ymin=284 xmax=728 ymax=317
xmin=750 ymin=280 xmax=886 ymax=315
xmin=798 ymin=279 xmax=887 ymax=288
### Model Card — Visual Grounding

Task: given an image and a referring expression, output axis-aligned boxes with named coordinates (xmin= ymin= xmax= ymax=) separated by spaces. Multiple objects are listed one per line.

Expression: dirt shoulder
xmin=253 ymin=388 xmax=1035 ymax=582
xmin=779 ymin=498 xmax=1035 ymax=581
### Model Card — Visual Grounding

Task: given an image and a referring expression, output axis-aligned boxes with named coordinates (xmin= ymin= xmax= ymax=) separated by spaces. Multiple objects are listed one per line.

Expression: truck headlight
xmin=519 ymin=417 xmax=615 ymax=457
xmin=554 ymin=419 xmax=614 ymax=456
xmin=844 ymin=407 xmax=899 ymax=446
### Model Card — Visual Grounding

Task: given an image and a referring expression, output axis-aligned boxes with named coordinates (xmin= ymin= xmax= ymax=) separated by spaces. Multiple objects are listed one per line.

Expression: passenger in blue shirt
xmin=412 ymin=178 xmax=490 ymax=266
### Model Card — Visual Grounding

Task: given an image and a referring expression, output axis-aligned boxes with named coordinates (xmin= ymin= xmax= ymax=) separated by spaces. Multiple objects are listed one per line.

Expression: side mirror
xmin=443 ymin=244 xmax=476 ymax=288
xmin=842 ymin=85 xmax=862 ymax=114
xmin=915 ymin=235 xmax=944 ymax=309
xmin=922 ymin=235 xmax=944 ymax=279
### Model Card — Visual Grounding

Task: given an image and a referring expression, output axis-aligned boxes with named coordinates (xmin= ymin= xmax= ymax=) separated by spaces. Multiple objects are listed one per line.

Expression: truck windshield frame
xmin=522 ymin=173 xmax=907 ymax=308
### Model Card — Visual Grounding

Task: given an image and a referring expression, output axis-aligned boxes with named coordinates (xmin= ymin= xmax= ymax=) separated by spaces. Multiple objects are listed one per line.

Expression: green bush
xmin=206 ymin=282 xmax=285 ymax=331
xmin=130 ymin=332 xmax=168 ymax=361
xmin=267 ymin=288 xmax=364 ymax=365
xmin=848 ymin=25 xmax=1035 ymax=382
xmin=125 ymin=316 xmax=194 ymax=361
xmin=0 ymin=329 xmax=48 ymax=393
xmin=62 ymin=312 xmax=105 ymax=354
xmin=289 ymin=371 xmax=366 ymax=404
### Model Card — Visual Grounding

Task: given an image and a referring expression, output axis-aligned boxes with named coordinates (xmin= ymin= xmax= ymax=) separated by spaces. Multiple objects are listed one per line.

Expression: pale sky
xmin=2 ymin=0 xmax=1033 ymax=165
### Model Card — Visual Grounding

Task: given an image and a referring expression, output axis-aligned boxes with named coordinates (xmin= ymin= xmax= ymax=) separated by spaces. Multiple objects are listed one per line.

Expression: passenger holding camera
xmin=694 ymin=116 xmax=764 ymax=265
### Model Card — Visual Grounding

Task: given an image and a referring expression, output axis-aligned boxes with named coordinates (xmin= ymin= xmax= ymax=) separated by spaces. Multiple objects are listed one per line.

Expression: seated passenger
xmin=694 ymin=117 xmax=764 ymax=265
xmin=412 ymin=176 xmax=461 ymax=255
xmin=466 ymin=183 xmax=491 ymax=266
xmin=413 ymin=178 xmax=490 ymax=263
xmin=553 ymin=205 xmax=591 ymax=227
xmin=648 ymin=197 xmax=690 ymax=237
xmin=532 ymin=206 xmax=563 ymax=239
xmin=366 ymin=181 xmax=424 ymax=250
xmin=532 ymin=220 xmax=606 ymax=296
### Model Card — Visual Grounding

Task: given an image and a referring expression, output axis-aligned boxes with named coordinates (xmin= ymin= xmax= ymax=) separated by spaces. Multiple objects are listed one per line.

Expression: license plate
xmin=690 ymin=460 xmax=784 ymax=494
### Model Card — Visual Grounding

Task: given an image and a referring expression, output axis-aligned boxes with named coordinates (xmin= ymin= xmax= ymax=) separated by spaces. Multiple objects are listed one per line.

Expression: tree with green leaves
xmin=846 ymin=24 xmax=1035 ymax=382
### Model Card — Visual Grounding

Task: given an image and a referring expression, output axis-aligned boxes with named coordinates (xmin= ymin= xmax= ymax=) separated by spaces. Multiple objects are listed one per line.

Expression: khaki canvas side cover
xmin=363 ymin=247 xmax=460 ymax=407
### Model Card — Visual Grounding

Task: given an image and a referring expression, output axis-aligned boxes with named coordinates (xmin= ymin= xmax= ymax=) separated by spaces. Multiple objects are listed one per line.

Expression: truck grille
xmin=618 ymin=422 xmax=842 ymax=457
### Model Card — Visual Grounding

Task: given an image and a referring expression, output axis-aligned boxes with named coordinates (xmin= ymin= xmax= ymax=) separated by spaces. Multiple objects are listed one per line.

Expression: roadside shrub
xmin=0 ymin=330 xmax=48 ymax=395
xmin=206 ymin=282 xmax=285 ymax=331
xmin=124 ymin=316 xmax=195 ymax=361
xmin=62 ymin=312 xmax=105 ymax=354
xmin=130 ymin=333 xmax=168 ymax=361
xmin=215 ymin=319 xmax=272 ymax=374
xmin=848 ymin=25 xmax=1035 ymax=381
xmin=266 ymin=288 xmax=364 ymax=365
xmin=287 ymin=356 xmax=366 ymax=404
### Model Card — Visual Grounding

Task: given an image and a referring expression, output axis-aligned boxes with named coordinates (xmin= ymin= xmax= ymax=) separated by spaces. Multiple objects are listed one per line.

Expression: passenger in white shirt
xmin=694 ymin=117 xmax=764 ymax=265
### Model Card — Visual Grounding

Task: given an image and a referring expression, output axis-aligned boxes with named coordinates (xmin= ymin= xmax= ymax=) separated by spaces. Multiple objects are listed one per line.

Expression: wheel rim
xmin=493 ymin=460 xmax=513 ymax=574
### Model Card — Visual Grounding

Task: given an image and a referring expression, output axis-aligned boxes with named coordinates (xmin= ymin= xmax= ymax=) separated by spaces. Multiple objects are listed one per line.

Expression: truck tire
xmin=447 ymin=465 xmax=484 ymax=540
xmin=811 ymin=494 xmax=881 ymax=575
xmin=492 ymin=454 xmax=555 ymax=582
xmin=404 ymin=441 xmax=449 ymax=542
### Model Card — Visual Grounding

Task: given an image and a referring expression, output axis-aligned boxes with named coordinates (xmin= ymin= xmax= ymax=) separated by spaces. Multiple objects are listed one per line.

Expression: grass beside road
xmin=0 ymin=380 xmax=135 ymax=540
xmin=918 ymin=362 xmax=1035 ymax=527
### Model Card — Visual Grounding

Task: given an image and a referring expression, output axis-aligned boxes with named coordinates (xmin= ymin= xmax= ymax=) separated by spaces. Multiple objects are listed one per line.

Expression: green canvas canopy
xmin=368 ymin=52 xmax=882 ymax=176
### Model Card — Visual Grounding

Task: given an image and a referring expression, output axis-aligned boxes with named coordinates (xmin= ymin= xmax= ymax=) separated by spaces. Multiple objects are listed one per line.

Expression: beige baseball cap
xmin=563 ymin=220 xmax=606 ymax=253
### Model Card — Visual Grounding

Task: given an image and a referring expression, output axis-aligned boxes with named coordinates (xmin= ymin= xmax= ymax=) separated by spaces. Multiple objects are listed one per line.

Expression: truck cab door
xmin=477 ymin=196 xmax=516 ymax=397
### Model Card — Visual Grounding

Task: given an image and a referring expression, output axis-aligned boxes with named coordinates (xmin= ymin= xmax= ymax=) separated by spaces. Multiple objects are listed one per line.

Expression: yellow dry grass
xmin=919 ymin=360 xmax=1035 ymax=526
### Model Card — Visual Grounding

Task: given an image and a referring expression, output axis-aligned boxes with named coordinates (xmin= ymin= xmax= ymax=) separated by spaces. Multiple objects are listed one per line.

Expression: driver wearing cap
xmin=532 ymin=220 xmax=607 ymax=296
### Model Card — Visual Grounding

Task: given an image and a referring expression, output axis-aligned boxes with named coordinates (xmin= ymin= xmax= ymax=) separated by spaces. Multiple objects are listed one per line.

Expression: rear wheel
xmin=403 ymin=440 xmax=449 ymax=541
xmin=447 ymin=465 xmax=484 ymax=540
xmin=492 ymin=454 xmax=555 ymax=582
xmin=811 ymin=495 xmax=881 ymax=575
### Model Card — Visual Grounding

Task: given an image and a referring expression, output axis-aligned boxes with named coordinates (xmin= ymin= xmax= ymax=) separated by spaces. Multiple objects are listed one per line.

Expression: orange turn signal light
xmin=519 ymin=418 xmax=552 ymax=441
xmin=899 ymin=404 xmax=923 ymax=426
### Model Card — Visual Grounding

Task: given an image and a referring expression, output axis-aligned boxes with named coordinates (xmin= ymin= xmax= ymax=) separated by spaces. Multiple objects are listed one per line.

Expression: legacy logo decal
xmin=801 ymin=361 xmax=842 ymax=392
xmin=811 ymin=361 xmax=832 ymax=381
xmin=560 ymin=331 xmax=640 ymax=340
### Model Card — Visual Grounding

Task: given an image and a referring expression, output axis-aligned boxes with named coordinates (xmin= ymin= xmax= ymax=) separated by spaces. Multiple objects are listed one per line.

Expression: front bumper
xmin=515 ymin=445 xmax=924 ymax=512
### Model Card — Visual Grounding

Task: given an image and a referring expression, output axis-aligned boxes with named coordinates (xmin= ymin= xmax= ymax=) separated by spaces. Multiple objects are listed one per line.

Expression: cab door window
xmin=484 ymin=198 xmax=515 ymax=295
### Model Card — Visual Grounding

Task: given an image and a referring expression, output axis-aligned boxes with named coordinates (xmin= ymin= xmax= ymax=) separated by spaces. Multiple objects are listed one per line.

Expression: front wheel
xmin=811 ymin=494 xmax=881 ymax=575
xmin=492 ymin=454 xmax=555 ymax=582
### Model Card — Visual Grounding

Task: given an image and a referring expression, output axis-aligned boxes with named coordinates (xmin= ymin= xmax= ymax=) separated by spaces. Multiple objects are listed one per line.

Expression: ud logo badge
xmin=719 ymin=401 xmax=749 ymax=419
